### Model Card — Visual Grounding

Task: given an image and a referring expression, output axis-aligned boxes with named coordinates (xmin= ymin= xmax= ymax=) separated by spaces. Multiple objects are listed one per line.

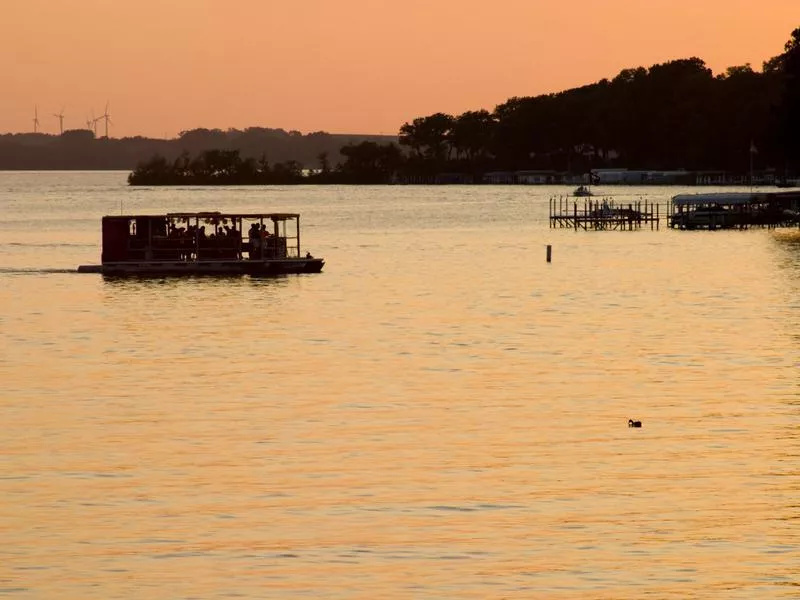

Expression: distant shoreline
xmin=0 ymin=167 xmax=794 ymax=189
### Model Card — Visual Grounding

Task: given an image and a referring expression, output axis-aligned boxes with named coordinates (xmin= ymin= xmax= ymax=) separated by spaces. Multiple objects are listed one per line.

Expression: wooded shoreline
xmin=8 ymin=28 xmax=800 ymax=184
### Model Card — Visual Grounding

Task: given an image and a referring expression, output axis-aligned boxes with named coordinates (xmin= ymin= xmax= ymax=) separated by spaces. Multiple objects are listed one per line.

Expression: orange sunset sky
xmin=2 ymin=0 xmax=798 ymax=139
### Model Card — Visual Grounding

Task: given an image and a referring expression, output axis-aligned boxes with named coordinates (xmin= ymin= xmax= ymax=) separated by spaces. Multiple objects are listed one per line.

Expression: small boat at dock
xmin=573 ymin=185 xmax=593 ymax=197
xmin=77 ymin=211 xmax=324 ymax=276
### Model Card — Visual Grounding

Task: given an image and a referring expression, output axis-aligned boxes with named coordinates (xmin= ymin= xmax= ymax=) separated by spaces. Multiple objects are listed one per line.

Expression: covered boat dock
xmin=669 ymin=191 xmax=800 ymax=230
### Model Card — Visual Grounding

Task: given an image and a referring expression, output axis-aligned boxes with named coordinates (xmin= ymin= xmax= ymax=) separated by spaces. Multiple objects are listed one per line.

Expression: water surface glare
xmin=0 ymin=172 xmax=798 ymax=598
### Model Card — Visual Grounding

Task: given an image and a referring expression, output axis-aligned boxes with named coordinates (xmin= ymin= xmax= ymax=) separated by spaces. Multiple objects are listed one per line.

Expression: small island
xmin=127 ymin=143 xmax=403 ymax=186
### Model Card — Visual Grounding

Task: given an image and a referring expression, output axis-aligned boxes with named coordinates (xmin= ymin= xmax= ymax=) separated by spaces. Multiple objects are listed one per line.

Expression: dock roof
xmin=672 ymin=192 xmax=765 ymax=206
xmin=672 ymin=191 xmax=800 ymax=206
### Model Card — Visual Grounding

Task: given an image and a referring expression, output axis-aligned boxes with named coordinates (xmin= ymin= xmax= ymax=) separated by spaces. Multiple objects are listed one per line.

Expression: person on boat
xmin=248 ymin=223 xmax=261 ymax=258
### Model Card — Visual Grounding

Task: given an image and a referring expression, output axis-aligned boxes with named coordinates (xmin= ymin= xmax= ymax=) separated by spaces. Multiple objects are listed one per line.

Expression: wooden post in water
xmin=574 ymin=201 xmax=578 ymax=232
xmin=546 ymin=245 xmax=552 ymax=263
xmin=586 ymin=199 xmax=590 ymax=230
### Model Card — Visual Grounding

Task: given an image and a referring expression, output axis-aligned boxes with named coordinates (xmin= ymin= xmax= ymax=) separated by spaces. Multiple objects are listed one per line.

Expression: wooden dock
xmin=549 ymin=197 xmax=661 ymax=231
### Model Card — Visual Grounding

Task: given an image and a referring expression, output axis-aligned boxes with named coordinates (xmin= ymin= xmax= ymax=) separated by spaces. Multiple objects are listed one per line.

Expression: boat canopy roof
xmin=671 ymin=192 xmax=765 ymax=206
xmin=106 ymin=211 xmax=300 ymax=220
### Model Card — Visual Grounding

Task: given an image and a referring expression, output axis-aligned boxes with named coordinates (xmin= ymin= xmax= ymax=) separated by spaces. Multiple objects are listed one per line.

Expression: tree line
xmin=0 ymin=127 xmax=397 ymax=171
xmin=127 ymin=143 xmax=404 ymax=185
xmin=8 ymin=28 xmax=800 ymax=183
xmin=129 ymin=27 xmax=800 ymax=185
xmin=392 ymin=27 xmax=800 ymax=180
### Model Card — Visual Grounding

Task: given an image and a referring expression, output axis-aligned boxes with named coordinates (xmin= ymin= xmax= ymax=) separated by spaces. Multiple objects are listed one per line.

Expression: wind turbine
xmin=53 ymin=107 xmax=65 ymax=135
xmin=88 ymin=110 xmax=99 ymax=137
xmin=98 ymin=102 xmax=112 ymax=138
xmin=32 ymin=105 xmax=40 ymax=133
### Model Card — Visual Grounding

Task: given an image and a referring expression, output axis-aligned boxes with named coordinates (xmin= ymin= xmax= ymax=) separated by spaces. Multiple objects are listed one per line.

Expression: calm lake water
xmin=1 ymin=171 xmax=798 ymax=599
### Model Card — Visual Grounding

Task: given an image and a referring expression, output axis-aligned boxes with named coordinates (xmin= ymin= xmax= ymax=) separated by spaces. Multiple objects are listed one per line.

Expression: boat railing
xmin=125 ymin=234 xmax=298 ymax=261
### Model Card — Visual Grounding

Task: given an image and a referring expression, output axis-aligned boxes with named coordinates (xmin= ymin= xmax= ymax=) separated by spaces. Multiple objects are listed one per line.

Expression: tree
xmin=449 ymin=110 xmax=495 ymax=163
xmin=763 ymin=27 xmax=800 ymax=73
xmin=399 ymin=113 xmax=454 ymax=162
xmin=764 ymin=28 xmax=800 ymax=168
xmin=317 ymin=151 xmax=331 ymax=174
xmin=338 ymin=141 xmax=404 ymax=183
xmin=128 ymin=154 xmax=174 ymax=185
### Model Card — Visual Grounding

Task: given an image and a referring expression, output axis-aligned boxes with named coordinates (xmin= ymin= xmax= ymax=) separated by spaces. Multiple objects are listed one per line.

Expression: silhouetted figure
xmin=248 ymin=223 xmax=260 ymax=259
xmin=628 ymin=419 xmax=642 ymax=428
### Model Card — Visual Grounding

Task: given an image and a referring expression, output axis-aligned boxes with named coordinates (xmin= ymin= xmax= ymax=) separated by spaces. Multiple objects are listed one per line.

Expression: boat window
xmin=152 ymin=218 xmax=167 ymax=238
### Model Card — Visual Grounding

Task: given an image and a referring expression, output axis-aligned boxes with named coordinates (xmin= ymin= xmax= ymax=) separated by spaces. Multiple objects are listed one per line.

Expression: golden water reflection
xmin=0 ymin=178 xmax=798 ymax=598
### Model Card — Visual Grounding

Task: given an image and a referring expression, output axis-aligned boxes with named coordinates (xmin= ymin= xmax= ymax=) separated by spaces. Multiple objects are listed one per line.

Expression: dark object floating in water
xmin=628 ymin=419 xmax=642 ymax=428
